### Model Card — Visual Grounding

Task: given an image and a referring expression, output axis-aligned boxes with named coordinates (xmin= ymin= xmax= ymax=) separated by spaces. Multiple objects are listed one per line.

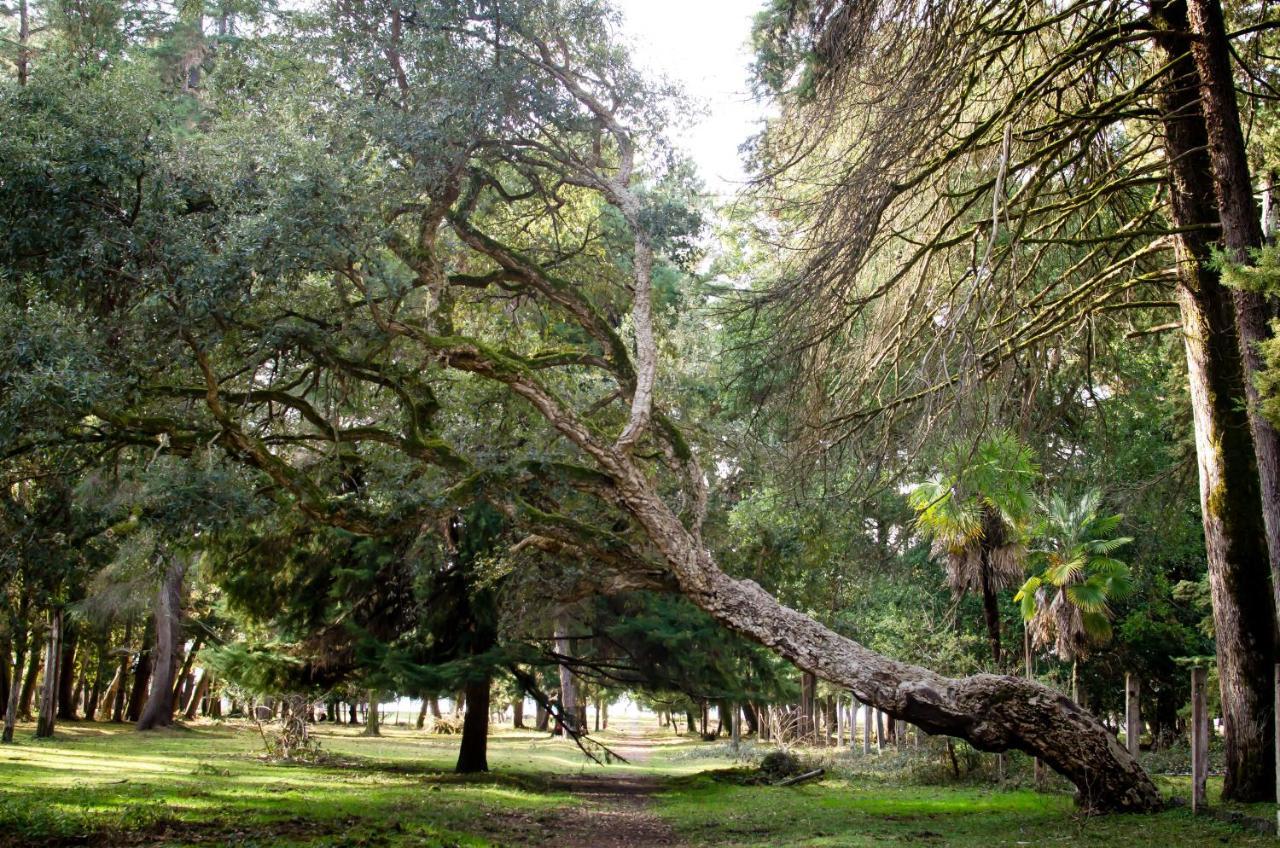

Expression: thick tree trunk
xmin=553 ymin=619 xmax=577 ymax=736
xmin=455 ymin=675 xmax=490 ymax=773
xmin=1152 ymin=0 xmax=1278 ymax=802
xmin=35 ymin=609 xmax=62 ymax=738
xmin=799 ymin=670 xmax=817 ymax=742
xmin=416 ymin=698 xmax=429 ymax=729
xmin=512 ymin=698 xmax=524 ymax=728
xmin=742 ymin=701 xmax=759 ymax=735
xmin=56 ymin=622 xmax=78 ymax=721
xmin=137 ymin=552 xmax=189 ymax=730
xmin=363 ymin=691 xmax=381 ymax=736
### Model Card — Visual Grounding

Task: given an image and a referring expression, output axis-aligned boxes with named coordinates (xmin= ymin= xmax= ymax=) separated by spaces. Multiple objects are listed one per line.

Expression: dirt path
xmin=546 ymin=737 xmax=682 ymax=848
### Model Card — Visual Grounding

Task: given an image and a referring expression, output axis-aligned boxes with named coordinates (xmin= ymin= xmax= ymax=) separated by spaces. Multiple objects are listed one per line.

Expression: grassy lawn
xmin=0 ymin=719 xmax=1271 ymax=846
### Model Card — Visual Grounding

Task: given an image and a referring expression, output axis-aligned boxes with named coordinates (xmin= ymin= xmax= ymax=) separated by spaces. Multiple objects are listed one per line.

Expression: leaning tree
xmin=0 ymin=0 xmax=1161 ymax=808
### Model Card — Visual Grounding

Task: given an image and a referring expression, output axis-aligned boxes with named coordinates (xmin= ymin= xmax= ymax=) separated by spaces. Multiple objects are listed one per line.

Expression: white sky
xmin=614 ymin=0 xmax=767 ymax=197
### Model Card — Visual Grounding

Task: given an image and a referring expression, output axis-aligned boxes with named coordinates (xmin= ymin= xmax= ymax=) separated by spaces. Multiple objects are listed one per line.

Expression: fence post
xmin=1124 ymin=672 xmax=1140 ymax=758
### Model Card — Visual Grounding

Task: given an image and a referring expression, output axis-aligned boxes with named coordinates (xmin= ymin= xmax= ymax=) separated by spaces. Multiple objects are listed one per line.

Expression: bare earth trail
xmin=548 ymin=735 xmax=683 ymax=848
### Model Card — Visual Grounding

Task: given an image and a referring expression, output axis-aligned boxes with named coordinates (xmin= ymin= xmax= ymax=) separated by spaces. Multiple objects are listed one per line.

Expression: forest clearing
xmin=5 ymin=0 xmax=1280 ymax=843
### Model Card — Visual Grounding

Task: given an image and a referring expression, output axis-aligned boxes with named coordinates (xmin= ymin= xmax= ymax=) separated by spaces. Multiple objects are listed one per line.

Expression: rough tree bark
xmin=1152 ymin=0 xmax=1278 ymax=802
xmin=35 ymin=608 xmax=62 ymax=738
xmin=137 ymin=552 xmax=189 ymax=730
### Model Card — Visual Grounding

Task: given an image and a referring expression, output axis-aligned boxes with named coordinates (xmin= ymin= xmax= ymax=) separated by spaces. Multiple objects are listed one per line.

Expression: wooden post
xmin=1191 ymin=666 xmax=1208 ymax=813
xmin=1124 ymin=673 xmax=1140 ymax=758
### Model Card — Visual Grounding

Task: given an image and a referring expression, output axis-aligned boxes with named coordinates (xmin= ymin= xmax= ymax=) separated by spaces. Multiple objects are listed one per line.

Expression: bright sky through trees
xmin=616 ymin=0 xmax=763 ymax=195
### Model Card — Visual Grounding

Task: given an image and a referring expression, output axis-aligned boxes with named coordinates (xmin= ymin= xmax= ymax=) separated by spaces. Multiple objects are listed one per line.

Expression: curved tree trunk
xmin=137 ymin=552 xmax=189 ymax=731
xmin=548 ymin=420 xmax=1163 ymax=811
xmin=455 ymin=674 xmax=490 ymax=773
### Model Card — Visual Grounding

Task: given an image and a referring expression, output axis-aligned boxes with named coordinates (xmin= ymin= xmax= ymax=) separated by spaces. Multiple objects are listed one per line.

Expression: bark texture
xmin=35 ymin=609 xmax=62 ymax=738
xmin=1152 ymin=0 xmax=1278 ymax=802
xmin=137 ymin=553 xmax=189 ymax=730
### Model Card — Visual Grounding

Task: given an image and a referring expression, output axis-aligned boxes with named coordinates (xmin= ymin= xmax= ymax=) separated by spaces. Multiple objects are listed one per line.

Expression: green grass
xmin=0 ymin=719 xmax=1272 ymax=846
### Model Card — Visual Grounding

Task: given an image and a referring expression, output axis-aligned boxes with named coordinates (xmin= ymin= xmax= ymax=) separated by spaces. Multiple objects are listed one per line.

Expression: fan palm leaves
xmin=909 ymin=431 xmax=1037 ymax=665
xmin=1015 ymin=490 xmax=1133 ymax=665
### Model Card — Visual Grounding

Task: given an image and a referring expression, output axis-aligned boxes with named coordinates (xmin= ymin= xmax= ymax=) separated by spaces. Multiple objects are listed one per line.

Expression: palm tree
xmin=909 ymin=432 xmax=1037 ymax=666
xmin=1015 ymin=490 xmax=1133 ymax=700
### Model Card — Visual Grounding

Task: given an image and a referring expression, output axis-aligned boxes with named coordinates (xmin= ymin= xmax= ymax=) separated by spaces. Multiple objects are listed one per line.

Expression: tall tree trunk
xmin=183 ymin=670 xmax=210 ymax=720
xmin=16 ymin=0 xmax=29 ymax=86
xmin=742 ymin=701 xmax=759 ymax=735
xmin=455 ymin=674 xmax=490 ymax=773
xmin=554 ymin=618 xmax=577 ymax=736
xmin=84 ymin=638 xmax=110 ymax=721
xmin=125 ymin=621 xmax=154 ymax=723
xmin=512 ymin=698 xmax=524 ymax=728
xmin=799 ymin=670 xmax=817 ymax=742
xmin=56 ymin=622 xmax=78 ymax=721
xmin=35 ymin=608 xmax=62 ymax=738
xmin=363 ymin=690 xmax=380 ymax=736
xmin=171 ymin=635 xmax=203 ymax=713
xmin=137 ymin=552 xmax=189 ymax=731
xmin=111 ymin=620 xmax=132 ymax=723
xmin=3 ymin=630 xmax=27 ymax=743
xmin=430 ymin=695 xmax=441 ymax=718
xmin=1152 ymin=0 xmax=1278 ymax=802
xmin=979 ymin=550 xmax=1002 ymax=666
xmin=416 ymin=698 xmax=429 ymax=730
xmin=18 ymin=646 xmax=39 ymax=721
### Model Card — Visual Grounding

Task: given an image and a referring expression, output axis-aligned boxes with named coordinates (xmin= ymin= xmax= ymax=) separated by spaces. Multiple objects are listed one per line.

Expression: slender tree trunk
xmin=3 ymin=632 xmax=26 ymax=743
xmin=126 ymin=621 xmax=154 ymax=723
xmin=35 ymin=609 xmax=62 ymax=738
xmin=171 ymin=635 xmax=203 ymax=711
xmin=979 ymin=550 xmax=1002 ymax=666
xmin=84 ymin=638 xmax=110 ymax=721
xmin=56 ymin=622 xmax=78 ymax=721
xmin=16 ymin=0 xmax=29 ymax=86
xmin=137 ymin=552 xmax=189 ymax=730
xmin=111 ymin=620 xmax=132 ymax=723
xmin=456 ymin=674 xmax=490 ymax=773
xmin=18 ymin=646 xmax=39 ymax=721
xmin=1152 ymin=0 xmax=1278 ymax=802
